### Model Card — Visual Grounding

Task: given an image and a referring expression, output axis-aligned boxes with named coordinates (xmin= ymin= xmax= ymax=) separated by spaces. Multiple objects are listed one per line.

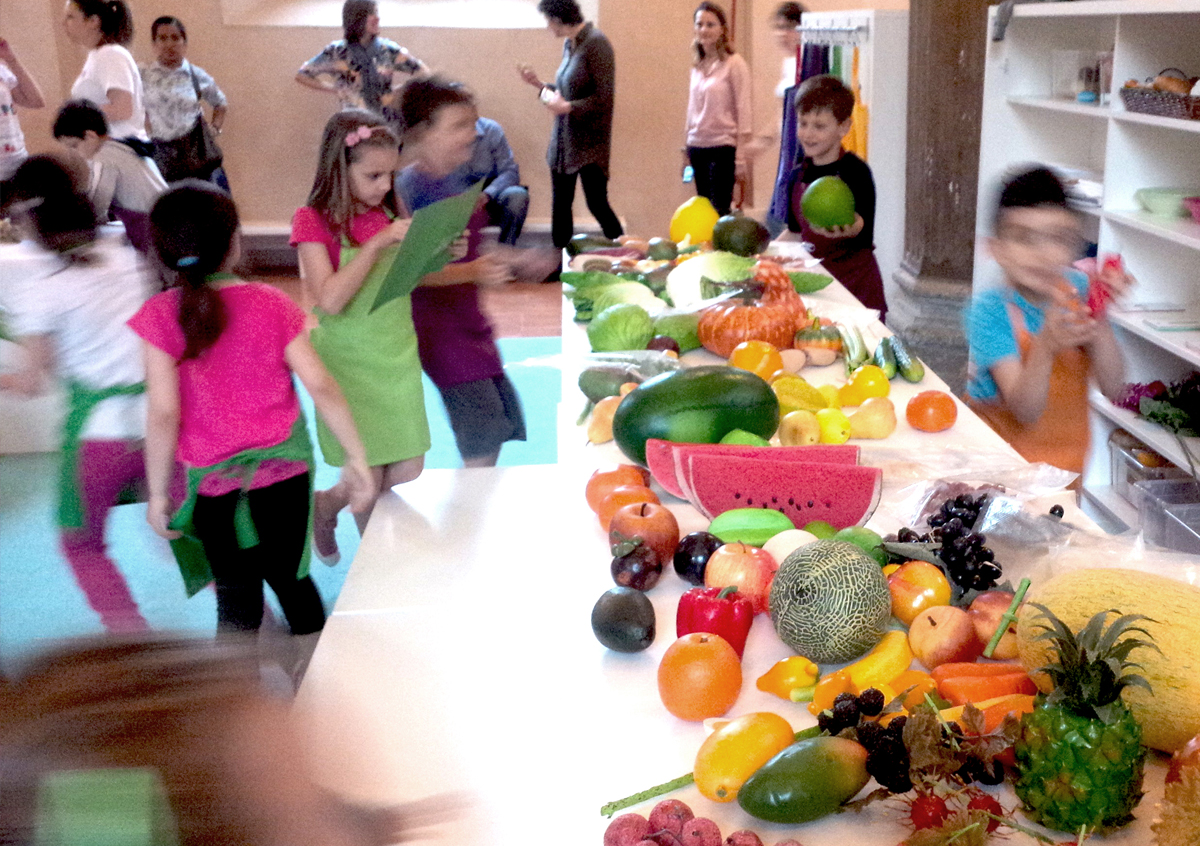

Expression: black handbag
xmin=152 ymin=66 xmax=223 ymax=181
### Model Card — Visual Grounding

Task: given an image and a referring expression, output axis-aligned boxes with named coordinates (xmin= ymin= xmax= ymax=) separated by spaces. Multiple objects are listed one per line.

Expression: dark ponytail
xmin=9 ymin=155 xmax=99 ymax=257
xmin=72 ymin=0 xmax=134 ymax=46
xmin=148 ymin=181 xmax=239 ymax=360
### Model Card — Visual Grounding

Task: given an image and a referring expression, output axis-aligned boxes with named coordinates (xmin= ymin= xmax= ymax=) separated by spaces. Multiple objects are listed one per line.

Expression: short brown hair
xmin=794 ymin=74 xmax=854 ymax=122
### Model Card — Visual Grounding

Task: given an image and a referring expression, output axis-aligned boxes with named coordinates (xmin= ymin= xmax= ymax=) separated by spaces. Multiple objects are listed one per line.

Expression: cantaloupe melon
xmin=1016 ymin=567 xmax=1200 ymax=752
xmin=768 ymin=540 xmax=891 ymax=664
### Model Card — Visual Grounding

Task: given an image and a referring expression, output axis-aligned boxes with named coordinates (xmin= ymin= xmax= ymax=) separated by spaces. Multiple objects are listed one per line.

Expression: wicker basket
xmin=1120 ymin=68 xmax=1200 ymax=120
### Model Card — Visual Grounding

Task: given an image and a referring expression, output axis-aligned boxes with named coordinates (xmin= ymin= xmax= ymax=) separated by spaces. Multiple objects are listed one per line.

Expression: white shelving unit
xmin=975 ymin=1 xmax=1200 ymax=530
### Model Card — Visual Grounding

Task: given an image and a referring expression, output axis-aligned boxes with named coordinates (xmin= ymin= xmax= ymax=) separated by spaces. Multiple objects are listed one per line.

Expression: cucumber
xmin=872 ymin=337 xmax=898 ymax=380
xmin=889 ymin=334 xmax=926 ymax=383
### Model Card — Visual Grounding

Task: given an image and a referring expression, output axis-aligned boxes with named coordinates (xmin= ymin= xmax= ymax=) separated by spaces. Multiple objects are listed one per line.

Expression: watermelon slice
xmin=643 ymin=438 xmax=859 ymax=500
xmin=684 ymin=454 xmax=882 ymax=528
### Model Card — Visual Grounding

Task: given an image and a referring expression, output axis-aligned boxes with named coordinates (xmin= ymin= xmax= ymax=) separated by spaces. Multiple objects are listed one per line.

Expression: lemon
xmin=815 ymin=407 xmax=851 ymax=444
xmin=669 ymin=196 xmax=720 ymax=244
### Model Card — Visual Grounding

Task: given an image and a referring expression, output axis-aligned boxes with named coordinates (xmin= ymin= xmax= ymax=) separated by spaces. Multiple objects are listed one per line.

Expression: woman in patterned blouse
xmin=295 ymin=0 xmax=428 ymax=127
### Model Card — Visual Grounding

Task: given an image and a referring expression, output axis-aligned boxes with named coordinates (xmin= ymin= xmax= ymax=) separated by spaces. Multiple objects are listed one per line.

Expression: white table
xmin=296 ymin=253 xmax=1167 ymax=845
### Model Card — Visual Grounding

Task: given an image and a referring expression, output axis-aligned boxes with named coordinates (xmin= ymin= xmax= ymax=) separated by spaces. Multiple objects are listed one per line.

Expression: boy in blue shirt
xmin=965 ymin=166 xmax=1129 ymax=477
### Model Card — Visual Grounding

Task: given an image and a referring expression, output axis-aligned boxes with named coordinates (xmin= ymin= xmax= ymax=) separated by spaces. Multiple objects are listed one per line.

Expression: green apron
xmin=166 ymin=416 xmax=314 ymax=597
xmin=309 ymin=240 xmax=430 ymax=467
xmin=58 ymin=380 xmax=146 ymax=529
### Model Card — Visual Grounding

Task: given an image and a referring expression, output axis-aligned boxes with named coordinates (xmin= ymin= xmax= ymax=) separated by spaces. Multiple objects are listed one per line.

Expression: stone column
xmin=887 ymin=0 xmax=995 ymax=395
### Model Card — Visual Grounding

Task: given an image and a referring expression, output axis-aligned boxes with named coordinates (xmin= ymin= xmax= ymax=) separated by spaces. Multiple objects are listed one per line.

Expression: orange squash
xmin=697 ymin=301 xmax=795 ymax=358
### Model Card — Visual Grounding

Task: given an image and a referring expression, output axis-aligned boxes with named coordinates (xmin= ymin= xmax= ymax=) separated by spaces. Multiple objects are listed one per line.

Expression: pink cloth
xmin=685 ymin=53 xmax=752 ymax=158
xmin=127 ymin=282 xmax=308 ymax=495
xmin=289 ymin=205 xmax=393 ymax=268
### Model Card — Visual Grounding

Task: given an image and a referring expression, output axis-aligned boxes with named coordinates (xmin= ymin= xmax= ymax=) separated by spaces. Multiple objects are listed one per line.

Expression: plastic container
xmin=1162 ymin=502 xmax=1200 ymax=554
xmin=1109 ymin=429 xmax=1189 ymax=503
xmin=1131 ymin=479 xmax=1200 ymax=546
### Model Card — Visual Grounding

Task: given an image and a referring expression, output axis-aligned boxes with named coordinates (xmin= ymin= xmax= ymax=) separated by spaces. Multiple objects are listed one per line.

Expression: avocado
xmin=712 ymin=214 xmax=771 ymax=257
xmin=591 ymin=587 xmax=656 ymax=652
xmin=578 ymin=365 xmax=636 ymax=403
xmin=566 ymin=233 xmax=621 ymax=257
xmin=646 ymin=237 xmax=679 ymax=261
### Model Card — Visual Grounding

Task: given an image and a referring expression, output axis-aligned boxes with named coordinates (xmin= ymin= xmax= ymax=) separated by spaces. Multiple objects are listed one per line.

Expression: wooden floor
xmin=259 ymin=275 xmax=564 ymax=338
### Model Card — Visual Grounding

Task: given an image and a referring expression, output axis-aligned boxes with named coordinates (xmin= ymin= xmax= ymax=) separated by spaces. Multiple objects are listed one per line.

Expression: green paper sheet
xmin=370 ymin=180 xmax=484 ymax=312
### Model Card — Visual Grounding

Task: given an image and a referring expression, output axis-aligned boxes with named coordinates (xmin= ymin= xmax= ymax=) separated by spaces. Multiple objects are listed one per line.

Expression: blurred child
xmin=0 ymin=155 xmax=149 ymax=633
xmin=129 ymin=183 xmax=372 ymax=664
xmin=396 ymin=77 xmax=522 ymax=468
xmin=0 ymin=636 xmax=460 ymax=845
xmin=52 ymin=99 xmax=166 ymax=251
xmin=780 ymin=74 xmax=887 ymax=320
xmin=964 ymin=166 xmax=1129 ymax=477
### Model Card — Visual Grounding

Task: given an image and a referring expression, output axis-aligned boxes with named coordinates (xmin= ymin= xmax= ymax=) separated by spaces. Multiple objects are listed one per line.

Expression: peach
xmin=887 ymin=560 xmax=952 ymax=626
xmin=968 ymin=590 xmax=1020 ymax=660
xmin=908 ymin=605 xmax=983 ymax=670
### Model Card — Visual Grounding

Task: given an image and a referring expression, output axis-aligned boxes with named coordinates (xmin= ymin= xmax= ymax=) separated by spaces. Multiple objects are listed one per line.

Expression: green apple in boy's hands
xmin=810 ymin=213 xmax=864 ymax=240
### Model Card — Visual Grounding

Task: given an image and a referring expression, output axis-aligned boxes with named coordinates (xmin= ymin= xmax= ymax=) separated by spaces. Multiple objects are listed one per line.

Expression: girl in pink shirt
xmin=685 ymin=1 xmax=752 ymax=216
xmin=130 ymin=183 xmax=371 ymax=674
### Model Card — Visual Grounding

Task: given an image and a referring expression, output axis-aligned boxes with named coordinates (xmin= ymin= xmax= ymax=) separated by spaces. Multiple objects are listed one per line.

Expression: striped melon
xmin=768 ymin=540 xmax=890 ymax=664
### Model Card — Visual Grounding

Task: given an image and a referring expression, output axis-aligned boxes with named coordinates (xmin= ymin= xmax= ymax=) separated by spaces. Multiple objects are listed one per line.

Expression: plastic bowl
xmin=1185 ymin=196 xmax=1200 ymax=225
xmin=1135 ymin=187 xmax=1191 ymax=218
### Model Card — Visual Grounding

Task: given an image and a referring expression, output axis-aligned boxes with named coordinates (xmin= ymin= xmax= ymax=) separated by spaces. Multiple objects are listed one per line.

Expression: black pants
xmin=551 ymin=163 xmax=623 ymax=249
xmin=192 ymin=472 xmax=325 ymax=635
xmin=687 ymin=145 xmax=736 ymax=217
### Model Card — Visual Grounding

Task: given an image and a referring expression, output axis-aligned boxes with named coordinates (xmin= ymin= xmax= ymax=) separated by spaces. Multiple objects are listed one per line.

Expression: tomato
xmin=906 ymin=390 xmax=958 ymax=433
xmin=693 ymin=712 xmax=796 ymax=802
xmin=657 ymin=632 xmax=743 ymax=721
xmin=728 ymin=340 xmax=785 ymax=381
xmin=704 ymin=543 xmax=777 ymax=614
xmin=838 ymin=364 xmax=891 ymax=407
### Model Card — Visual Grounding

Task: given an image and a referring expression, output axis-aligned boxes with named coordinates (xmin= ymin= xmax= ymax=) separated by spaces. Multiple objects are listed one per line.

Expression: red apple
xmin=887 ymin=560 xmax=952 ymax=626
xmin=609 ymin=502 xmax=680 ymax=566
xmin=968 ymin=590 xmax=1020 ymax=660
xmin=908 ymin=605 xmax=984 ymax=669
xmin=704 ymin=543 xmax=777 ymax=614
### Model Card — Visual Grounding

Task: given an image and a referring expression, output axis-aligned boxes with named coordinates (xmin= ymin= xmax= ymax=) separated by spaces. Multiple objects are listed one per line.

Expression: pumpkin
xmin=698 ymin=301 xmax=795 ymax=358
xmin=793 ymin=317 xmax=842 ymax=367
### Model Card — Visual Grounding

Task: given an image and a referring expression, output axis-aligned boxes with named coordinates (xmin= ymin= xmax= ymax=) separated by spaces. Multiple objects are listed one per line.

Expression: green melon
xmin=801 ymin=177 xmax=856 ymax=229
xmin=768 ymin=540 xmax=890 ymax=664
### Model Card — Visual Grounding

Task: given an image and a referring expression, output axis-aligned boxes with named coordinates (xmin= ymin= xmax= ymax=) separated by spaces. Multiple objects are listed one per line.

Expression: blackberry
xmin=887 ymin=715 xmax=908 ymax=739
xmin=832 ymin=693 xmax=860 ymax=726
xmin=855 ymin=720 xmax=886 ymax=751
xmin=865 ymin=737 xmax=912 ymax=793
xmin=816 ymin=710 xmax=842 ymax=735
xmin=857 ymin=688 xmax=885 ymax=717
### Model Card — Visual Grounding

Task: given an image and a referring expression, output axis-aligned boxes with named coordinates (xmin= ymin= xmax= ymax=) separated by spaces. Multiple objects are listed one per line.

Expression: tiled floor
xmin=259 ymin=275 xmax=563 ymax=339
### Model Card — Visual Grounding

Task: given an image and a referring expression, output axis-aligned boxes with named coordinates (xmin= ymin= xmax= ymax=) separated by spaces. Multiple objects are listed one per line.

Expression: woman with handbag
xmin=142 ymin=16 xmax=230 ymax=191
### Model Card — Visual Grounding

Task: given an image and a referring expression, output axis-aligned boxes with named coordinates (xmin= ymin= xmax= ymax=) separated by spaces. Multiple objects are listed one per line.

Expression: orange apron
xmin=966 ymin=300 xmax=1090 ymax=478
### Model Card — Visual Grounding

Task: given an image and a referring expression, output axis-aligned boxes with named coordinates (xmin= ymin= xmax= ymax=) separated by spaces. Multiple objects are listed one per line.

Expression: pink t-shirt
xmin=289 ymin=205 xmax=393 ymax=268
xmin=128 ymin=282 xmax=309 ymax=496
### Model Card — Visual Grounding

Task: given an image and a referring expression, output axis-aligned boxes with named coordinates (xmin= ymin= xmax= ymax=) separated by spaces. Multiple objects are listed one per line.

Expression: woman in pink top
xmin=684 ymin=1 xmax=752 ymax=216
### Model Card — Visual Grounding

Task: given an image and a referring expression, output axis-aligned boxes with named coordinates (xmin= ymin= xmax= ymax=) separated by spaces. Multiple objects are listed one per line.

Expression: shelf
xmin=1109 ymin=309 xmax=1200 ymax=369
xmin=1068 ymin=199 xmax=1102 ymax=217
xmin=1080 ymin=484 xmax=1138 ymax=532
xmin=1007 ymin=97 xmax=1111 ymax=118
xmin=1013 ymin=0 xmax=1200 ymax=17
xmin=1104 ymin=209 xmax=1200 ymax=250
xmin=1089 ymin=389 xmax=1200 ymax=473
xmin=1113 ymin=109 xmax=1200 ymax=135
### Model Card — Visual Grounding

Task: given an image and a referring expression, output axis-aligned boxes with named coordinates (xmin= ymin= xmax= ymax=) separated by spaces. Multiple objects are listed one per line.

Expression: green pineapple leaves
xmin=1027 ymin=603 xmax=1160 ymax=722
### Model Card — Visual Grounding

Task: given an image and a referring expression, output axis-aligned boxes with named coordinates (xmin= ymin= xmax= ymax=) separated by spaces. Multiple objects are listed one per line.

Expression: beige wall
xmin=6 ymin=0 xmax=905 ymax=237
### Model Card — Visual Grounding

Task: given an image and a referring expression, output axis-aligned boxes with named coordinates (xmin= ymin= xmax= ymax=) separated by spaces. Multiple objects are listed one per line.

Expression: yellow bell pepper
xmin=756 ymin=656 xmax=820 ymax=701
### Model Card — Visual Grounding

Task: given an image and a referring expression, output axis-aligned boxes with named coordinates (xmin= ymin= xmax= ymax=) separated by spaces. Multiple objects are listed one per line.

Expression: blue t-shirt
xmin=964 ymin=268 xmax=1089 ymax=402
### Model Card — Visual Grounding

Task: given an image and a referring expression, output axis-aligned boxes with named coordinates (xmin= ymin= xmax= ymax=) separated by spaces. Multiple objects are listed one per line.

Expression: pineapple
xmin=1013 ymin=604 xmax=1157 ymax=833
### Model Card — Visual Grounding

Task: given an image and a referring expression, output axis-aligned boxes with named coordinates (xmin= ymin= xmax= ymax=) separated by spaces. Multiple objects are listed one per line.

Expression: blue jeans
xmin=484 ymin=185 xmax=528 ymax=245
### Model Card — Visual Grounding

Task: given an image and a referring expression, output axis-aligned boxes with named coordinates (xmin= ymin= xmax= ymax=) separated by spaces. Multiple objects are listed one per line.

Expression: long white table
xmin=296 ymin=253 xmax=1168 ymax=845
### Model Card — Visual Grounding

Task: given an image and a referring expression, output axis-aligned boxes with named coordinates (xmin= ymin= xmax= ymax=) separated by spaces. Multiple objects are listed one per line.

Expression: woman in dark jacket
xmin=518 ymin=0 xmax=623 ymax=249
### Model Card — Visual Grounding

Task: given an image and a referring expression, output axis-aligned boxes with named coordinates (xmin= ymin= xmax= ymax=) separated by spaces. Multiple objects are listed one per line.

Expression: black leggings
xmin=688 ymin=145 xmax=737 ymax=217
xmin=551 ymin=163 xmax=624 ymax=249
xmin=192 ymin=472 xmax=325 ymax=635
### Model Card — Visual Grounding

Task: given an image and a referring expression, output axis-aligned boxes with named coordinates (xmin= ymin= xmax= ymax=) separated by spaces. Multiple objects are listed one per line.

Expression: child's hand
xmin=374 ymin=218 xmax=411 ymax=248
xmin=447 ymin=233 xmax=469 ymax=262
xmin=1041 ymin=298 xmax=1099 ymax=352
xmin=342 ymin=459 xmax=376 ymax=516
xmin=1099 ymin=257 xmax=1136 ymax=303
xmin=469 ymin=254 xmax=511 ymax=287
xmin=147 ymin=494 xmax=182 ymax=540
xmin=542 ymin=89 xmax=572 ymax=115
xmin=810 ymin=213 xmax=864 ymax=240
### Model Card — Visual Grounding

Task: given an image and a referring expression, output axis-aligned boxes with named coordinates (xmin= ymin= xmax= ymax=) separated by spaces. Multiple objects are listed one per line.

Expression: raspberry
xmin=967 ymin=792 xmax=1004 ymax=832
xmin=908 ymin=793 xmax=951 ymax=830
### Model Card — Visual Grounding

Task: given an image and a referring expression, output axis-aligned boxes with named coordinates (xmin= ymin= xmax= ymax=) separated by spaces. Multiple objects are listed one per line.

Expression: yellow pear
xmin=778 ymin=410 xmax=821 ymax=446
xmin=848 ymin=396 xmax=898 ymax=439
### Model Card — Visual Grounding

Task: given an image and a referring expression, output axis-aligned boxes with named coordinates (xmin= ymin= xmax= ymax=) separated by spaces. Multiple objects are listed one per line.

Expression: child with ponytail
xmin=129 ymin=182 xmax=371 ymax=666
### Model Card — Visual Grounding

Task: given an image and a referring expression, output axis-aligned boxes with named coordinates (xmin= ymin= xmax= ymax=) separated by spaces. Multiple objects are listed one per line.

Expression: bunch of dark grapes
xmin=894 ymin=494 xmax=1001 ymax=592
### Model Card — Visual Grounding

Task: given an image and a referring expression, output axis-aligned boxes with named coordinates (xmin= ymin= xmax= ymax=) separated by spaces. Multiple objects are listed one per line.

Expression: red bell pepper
xmin=676 ymin=585 xmax=754 ymax=658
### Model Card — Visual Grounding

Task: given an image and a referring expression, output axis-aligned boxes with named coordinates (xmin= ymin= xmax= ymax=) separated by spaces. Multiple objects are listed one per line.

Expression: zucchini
xmin=889 ymin=334 xmax=925 ymax=383
xmin=872 ymin=337 xmax=898 ymax=380
xmin=836 ymin=324 xmax=868 ymax=376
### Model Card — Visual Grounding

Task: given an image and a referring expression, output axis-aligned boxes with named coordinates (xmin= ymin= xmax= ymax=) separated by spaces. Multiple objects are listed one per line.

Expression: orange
xmin=585 ymin=466 xmax=652 ymax=513
xmin=657 ymin=632 xmax=743 ymax=721
xmin=728 ymin=340 xmax=784 ymax=382
xmin=906 ymin=390 xmax=958 ymax=433
xmin=597 ymin=484 xmax=659 ymax=531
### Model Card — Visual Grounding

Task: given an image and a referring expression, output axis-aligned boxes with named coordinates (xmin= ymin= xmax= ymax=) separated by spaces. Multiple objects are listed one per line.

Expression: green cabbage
xmin=588 ymin=303 xmax=655 ymax=352
xmin=664 ymin=251 xmax=755 ymax=307
xmin=592 ymin=281 xmax=664 ymax=315
xmin=652 ymin=311 xmax=702 ymax=353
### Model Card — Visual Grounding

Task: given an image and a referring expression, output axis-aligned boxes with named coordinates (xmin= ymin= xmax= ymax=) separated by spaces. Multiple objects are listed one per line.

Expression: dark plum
xmin=612 ymin=544 xmax=663 ymax=591
xmin=673 ymin=531 xmax=724 ymax=585
xmin=647 ymin=335 xmax=682 ymax=354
